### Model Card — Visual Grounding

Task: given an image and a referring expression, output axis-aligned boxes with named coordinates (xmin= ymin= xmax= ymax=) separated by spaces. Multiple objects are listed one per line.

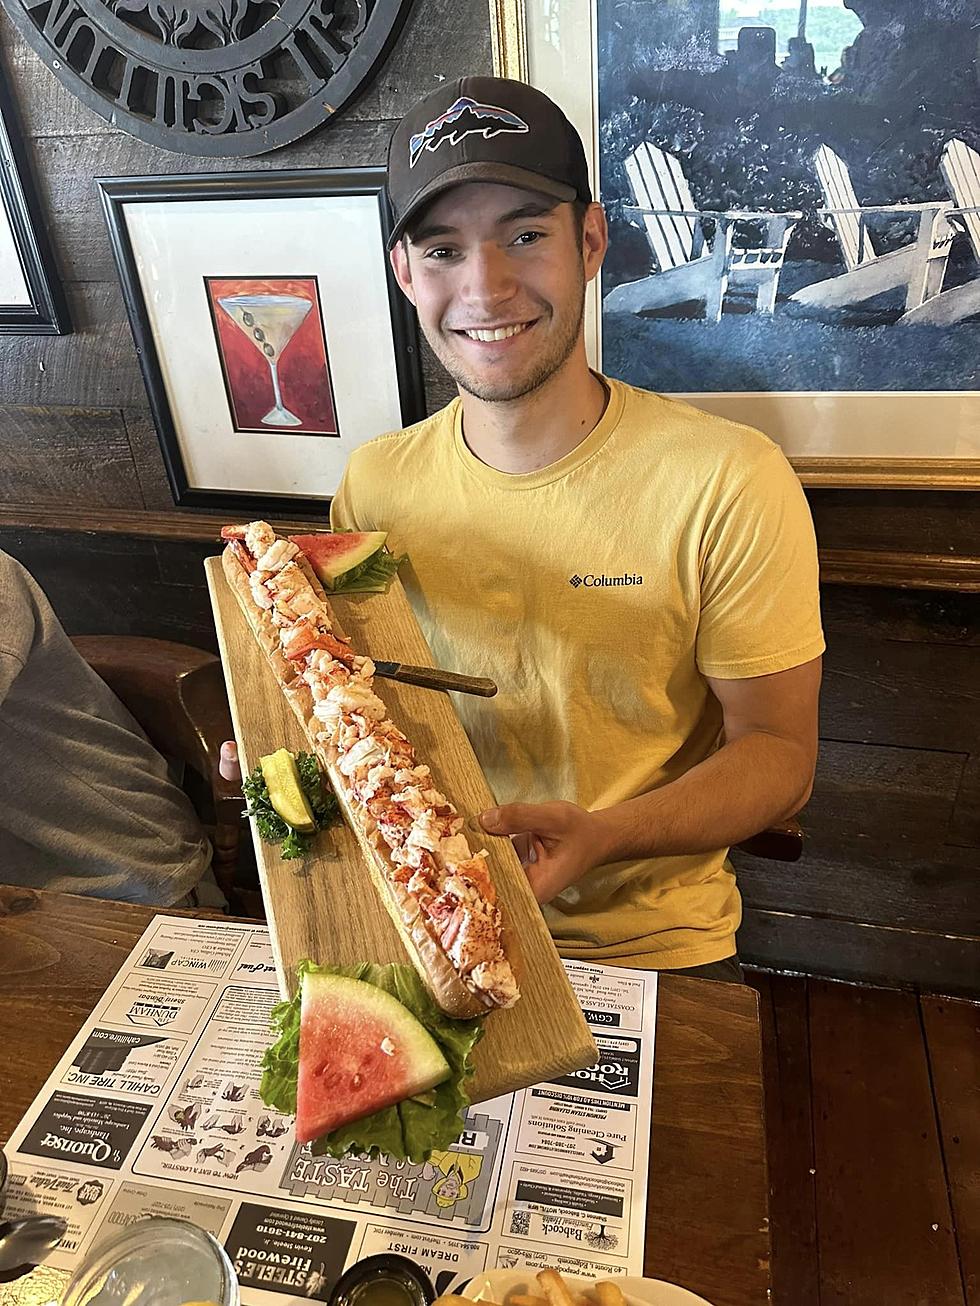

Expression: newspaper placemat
xmin=3 ymin=916 xmax=657 ymax=1302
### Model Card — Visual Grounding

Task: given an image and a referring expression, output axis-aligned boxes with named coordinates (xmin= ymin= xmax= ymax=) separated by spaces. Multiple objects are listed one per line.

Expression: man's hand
xmin=479 ymin=801 xmax=611 ymax=905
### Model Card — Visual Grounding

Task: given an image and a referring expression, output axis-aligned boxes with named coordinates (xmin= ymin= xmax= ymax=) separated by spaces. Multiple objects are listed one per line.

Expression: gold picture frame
xmin=488 ymin=0 xmax=980 ymax=490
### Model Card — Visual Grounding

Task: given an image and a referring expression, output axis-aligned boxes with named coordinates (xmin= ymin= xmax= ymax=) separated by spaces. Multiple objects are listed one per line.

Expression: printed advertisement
xmin=1 ymin=1166 xmax=113 ymax=1259
xmin=3 ymin=917 xmax=657 ymax=1305
xmin=132 ymin=984 xmax=293 ymax=1194
xmin=62 ymin=1028 xmax=185 ymax=1100
xmin=97 ymin=972 xmax=217 ymax=1034
xmin=18 ymin=1092 xmax=153 ymax=1172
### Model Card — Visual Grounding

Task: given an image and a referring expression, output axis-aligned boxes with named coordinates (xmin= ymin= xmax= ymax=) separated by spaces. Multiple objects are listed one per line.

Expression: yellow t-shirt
xmin=330 ymin=377 xmax=824 ymax=969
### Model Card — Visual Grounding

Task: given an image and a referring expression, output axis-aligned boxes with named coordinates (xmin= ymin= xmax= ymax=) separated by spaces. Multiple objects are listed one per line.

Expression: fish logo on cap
xmin=409 ymin=96 xmax=529 ymax=167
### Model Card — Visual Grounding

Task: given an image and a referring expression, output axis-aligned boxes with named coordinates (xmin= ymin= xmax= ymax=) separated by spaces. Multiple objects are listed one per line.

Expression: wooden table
xmin=0 ymin=886 xmax=770 ymax=1306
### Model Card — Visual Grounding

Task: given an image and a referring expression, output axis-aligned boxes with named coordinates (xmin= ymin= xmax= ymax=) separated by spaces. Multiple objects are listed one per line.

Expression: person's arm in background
xmin=481 ymin=438 xmax=826 ymax=905
xmin=0 ymin=553 xmax=36 ymax=710
xmin=481 ymin=656 xmax=820 ymax=904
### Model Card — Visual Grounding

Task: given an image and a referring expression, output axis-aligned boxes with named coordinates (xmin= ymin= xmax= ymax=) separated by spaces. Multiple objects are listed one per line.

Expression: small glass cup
xmin=60 ymin=1217 xmax=239 ymax=1306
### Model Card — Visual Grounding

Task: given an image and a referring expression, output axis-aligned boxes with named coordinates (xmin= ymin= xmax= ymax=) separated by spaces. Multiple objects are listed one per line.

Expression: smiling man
xmin=330 ymin=76 xmax=824 ymax=979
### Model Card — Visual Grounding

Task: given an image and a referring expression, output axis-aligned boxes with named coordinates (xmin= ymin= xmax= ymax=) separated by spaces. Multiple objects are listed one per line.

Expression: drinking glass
xmin=60 ymin=1216 xmax=239 ymax=1306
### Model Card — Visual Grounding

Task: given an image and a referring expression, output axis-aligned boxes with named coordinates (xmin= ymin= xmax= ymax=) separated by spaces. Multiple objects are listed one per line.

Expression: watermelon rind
xmin=296 ymin=971 xmax=450 ymax=1143
xmin=259 ymin=960 xmax=484 ymax=1163
xmin=290 ymin=531 xmax=387 ymax=590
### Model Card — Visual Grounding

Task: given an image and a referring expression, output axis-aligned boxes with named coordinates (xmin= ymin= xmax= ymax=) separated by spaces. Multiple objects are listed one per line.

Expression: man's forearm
xmin=590 ymin=731 xmax=814 ymax=864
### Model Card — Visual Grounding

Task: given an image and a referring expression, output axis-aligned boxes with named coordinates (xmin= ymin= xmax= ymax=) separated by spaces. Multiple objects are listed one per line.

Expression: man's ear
xmin=582 ymin=202 xmax=608 ymax=283
xmin=389 ymin=241 xmax=417 ymax=306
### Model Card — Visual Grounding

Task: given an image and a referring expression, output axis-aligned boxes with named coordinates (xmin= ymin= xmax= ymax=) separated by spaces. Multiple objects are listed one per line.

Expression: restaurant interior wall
xmin=0 ymin=0 xmax=977 ymax=996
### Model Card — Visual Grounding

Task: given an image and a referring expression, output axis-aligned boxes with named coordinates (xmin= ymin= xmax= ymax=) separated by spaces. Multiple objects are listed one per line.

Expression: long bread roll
xmin=221 ymin=521 xmax=520 ymax=1020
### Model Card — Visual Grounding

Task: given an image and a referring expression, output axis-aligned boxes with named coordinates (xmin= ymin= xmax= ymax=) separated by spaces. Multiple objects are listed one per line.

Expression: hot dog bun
xmin=220 ymin=530 xmax=520 ymax=1020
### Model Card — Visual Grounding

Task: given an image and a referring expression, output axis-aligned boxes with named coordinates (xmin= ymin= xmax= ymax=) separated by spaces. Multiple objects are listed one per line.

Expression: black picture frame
xmin=0 ymin=66 xmax=71 ymax=335
xmin=98 ymin=168 xmax=427 ymax=514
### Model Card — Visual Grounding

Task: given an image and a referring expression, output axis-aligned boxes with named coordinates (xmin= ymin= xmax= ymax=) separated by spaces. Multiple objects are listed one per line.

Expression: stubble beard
xmin=427 ymin=275 xmax=586 ymax=404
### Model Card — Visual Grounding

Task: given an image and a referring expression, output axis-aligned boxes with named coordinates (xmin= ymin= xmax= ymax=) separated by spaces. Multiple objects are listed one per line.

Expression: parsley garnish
xmin=243 ymin=752 xmax=340 ymax=860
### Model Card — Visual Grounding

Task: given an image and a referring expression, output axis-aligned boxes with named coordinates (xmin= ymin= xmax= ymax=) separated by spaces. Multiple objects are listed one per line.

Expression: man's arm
xmin=480 ymin=656 xmax=822 ymax=905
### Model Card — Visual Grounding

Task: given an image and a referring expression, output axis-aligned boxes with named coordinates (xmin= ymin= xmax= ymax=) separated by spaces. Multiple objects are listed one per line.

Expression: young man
xmin=330 ymin=76 xmax=824 ymax=978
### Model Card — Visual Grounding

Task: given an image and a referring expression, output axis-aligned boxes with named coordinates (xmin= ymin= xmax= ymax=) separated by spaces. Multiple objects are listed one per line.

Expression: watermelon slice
xmin=290 ymin=531 xmax=389 ymax=591
xmin=295 ymin=972 xmax=450 ymax=1143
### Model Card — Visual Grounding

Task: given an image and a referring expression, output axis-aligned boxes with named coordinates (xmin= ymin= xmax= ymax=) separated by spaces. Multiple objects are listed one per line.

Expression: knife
xmin=372 ymin=661 xmax=497 ymax=697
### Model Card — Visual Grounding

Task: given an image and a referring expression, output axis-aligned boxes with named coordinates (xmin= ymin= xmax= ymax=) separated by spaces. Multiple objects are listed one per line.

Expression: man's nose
xmin=461 ymin=246 xmax=517 ymax=309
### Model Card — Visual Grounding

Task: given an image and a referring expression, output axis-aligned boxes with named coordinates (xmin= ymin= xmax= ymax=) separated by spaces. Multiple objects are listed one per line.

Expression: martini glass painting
xmin=206 ymin=276 xmax=338 ymax=436
xmin=217 ymin=292 xmax=312 ymax=426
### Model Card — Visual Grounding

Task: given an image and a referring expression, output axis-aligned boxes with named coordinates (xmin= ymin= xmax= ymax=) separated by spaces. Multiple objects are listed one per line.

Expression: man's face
xmin=390 ymin=182 xmax=606 ymax=403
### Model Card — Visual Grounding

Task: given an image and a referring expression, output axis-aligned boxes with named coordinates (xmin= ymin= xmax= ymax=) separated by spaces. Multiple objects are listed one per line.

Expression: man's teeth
xmin=463 ymin=323 xmax=529 ymax=342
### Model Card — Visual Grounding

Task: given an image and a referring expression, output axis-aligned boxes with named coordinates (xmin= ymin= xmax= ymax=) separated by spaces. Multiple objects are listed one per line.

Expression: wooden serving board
xmin=205 ymin=556 xmax=597 ymax=1103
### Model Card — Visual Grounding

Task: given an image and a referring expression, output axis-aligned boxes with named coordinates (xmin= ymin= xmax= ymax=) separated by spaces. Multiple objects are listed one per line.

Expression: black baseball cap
xmin=385 ymin=75 xmax=592 ymax=249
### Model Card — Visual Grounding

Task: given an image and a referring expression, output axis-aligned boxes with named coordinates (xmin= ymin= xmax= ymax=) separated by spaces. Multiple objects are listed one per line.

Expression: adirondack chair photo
xmin=789 ymin=144 xmax=954 ymax=315
xmin=604 ymin=142 xmax=801 ymax=322
xmin=898 ymin=138 xmax=980 ymax=326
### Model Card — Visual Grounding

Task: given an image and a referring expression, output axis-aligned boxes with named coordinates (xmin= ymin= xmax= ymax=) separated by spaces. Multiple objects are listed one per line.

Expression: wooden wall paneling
xmin=0 ymin=406 xmax=144 ymax=506
xmin=920 ymin=995 xmax=980 ymax=1304
xmin=819 ymin=551 xmax=980 ymax=592
xmin=820 ymin=585 xmax=979 ymax=646
xmin=0 ymin=506 xmax=324 ymax=539
xmin=0 ymin=8 xmax=110 ymax=139
xmin=735 ymin=738 xmax=980 ymax=930
xmin=950 ymin=754 xmax=980 ymax=849
xmin=28 ymin=124 xmax=397 ymax=285
xmin=0 ymin=529 xmax=221 ymax=651
xmin=737 ymin=575 xmax=980 ymax=991
xmin=735 ymin=841 xmax=980 ymax=941
xmin=807 ymin=489 xmax=980 ymax=557
xmin=121 ymin=407 xmax=180 ymax=510
xmin=808 ymin=980 xmax=963 ymax=1305
xmin=344 ymin=0 xmax=493 ymax=122
xmin=0 ymin=282 xmax=147 ymax=406
xmin=738 ymin=909 xmax=980 ymax=997
xmin=820 ymin=636 xmax=979 ymax=753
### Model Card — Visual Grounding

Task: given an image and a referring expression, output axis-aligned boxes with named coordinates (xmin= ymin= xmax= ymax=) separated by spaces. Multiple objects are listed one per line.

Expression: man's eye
xmin=423 ymin=246 xmax=457 ymax=260
xmin=513 ymin=230 xmax=544 ymax=246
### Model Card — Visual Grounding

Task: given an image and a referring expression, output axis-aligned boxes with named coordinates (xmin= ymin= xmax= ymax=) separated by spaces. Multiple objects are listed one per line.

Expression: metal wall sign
xmin=2 ymin=0 xmax=415 ymax=155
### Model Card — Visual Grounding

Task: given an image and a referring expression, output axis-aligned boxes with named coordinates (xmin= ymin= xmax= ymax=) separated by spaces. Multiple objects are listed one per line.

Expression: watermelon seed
xmin=381 ymin=1037 xmax=396 ymax=1056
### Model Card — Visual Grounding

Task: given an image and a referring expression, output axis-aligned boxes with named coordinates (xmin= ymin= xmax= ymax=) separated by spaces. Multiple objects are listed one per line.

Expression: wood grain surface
xmin=809 ymin=980 xmax=963 ymax=1304
xmin=0 ymin=887 xmax=771 ymax=1306
xmin=205 ymin=555 xmax=597 ymax=1104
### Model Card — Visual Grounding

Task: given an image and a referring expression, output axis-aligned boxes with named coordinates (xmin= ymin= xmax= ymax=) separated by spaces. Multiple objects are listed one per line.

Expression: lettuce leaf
xmin=259 ymin=959 xmax=483 ymax=1164
xmin=242 ymin=753 xmax=339 ymax=861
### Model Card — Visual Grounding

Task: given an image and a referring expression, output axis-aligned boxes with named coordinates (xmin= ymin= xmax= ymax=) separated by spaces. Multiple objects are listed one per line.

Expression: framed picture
xmin=0 ymin=69 xmax=70 ymax=334
xmin=491 ymin=0 xmax=980 ymax=488
xmin=99 ymin=169 xmax=426 ymax=512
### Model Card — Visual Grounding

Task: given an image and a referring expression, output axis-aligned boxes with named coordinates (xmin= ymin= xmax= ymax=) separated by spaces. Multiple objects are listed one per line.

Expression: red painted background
xmin=206 ymin=276 xmax=338 ymax=436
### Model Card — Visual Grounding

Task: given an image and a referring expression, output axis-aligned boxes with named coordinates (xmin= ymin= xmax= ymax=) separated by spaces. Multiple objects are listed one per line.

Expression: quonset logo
xmin=569 ymin=572 xmax=643 ymax=588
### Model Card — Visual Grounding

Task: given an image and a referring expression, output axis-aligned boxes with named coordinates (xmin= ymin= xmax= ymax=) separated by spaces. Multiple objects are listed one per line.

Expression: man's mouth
xmin=455 ymin=321 xmax=534 ymax=342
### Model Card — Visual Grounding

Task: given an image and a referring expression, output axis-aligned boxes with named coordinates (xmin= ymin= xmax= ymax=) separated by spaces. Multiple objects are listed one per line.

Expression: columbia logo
xmin=569 ymin=572 xmax=644 ymax=589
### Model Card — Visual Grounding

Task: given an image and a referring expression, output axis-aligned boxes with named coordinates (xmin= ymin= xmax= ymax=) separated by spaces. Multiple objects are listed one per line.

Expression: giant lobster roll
xmin=221 ymin=521 xmax=520 ymax=1020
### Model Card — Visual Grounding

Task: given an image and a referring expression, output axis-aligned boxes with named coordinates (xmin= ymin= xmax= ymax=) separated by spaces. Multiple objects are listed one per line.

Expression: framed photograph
xmin=491 ymin=0 xmax=980 ymax=488
xmin=0 ymin=69 xmax=70 ymax=334
xmin=99 ymin=169 xmax=426 ymax=512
